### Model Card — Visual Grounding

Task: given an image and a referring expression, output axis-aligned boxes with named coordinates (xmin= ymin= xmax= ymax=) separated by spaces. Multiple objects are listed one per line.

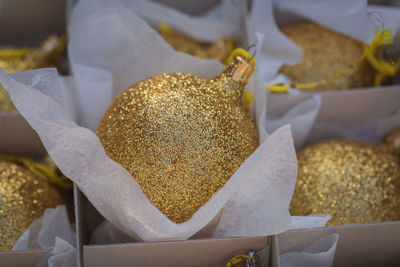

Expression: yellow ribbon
xmin=0 ymin=48 xmax=29 ymax=59
xmin=243 ymin=90 xmax=255 ymax=109
xmin=228 ymin=48 xmax=256 ymax=66
xmin=0 ymin=154 xmax=71 ymax=188
xmin=363 ymin=27 xmax=398 ymax=86
xmin=266 ymin=26 xmax=399 ymax=93
xmin=157 ymin=22 xmax=172 ymax=34
xmin=226 ymin=254 xmax=258 ymax=267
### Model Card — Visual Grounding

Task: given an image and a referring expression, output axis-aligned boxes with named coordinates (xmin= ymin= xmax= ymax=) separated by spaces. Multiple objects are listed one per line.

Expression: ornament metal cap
xmin=224 ymin=48 xmax=256 ymax=85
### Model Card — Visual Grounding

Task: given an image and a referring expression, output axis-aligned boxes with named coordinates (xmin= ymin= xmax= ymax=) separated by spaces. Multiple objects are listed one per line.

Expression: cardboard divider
xmin=267 ymin=85 xmax=400 ymax=122
xmin=0 ymin=112 xmax=45 ymax=157
xmin=74 ymin=185 xmax=85 ymax=267
xmin=277 ymin=222 xmax=400 ymax=266
xmin=84 ymin=236 xmax=269 ymax=267
xmin=0 ymin=249 xmax=50 ymax=267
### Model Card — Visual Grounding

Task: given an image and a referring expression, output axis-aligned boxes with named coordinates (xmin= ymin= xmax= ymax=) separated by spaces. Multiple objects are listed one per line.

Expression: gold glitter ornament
xmin=290 ymin=131 xmax=400 ymax=226
xmin=0 ymin=160 xmax=65 ymax=250
xmin=279 ymin=21 xmax=377 ymax=91
xmin=0 ymin=35 xmax=63 ymax=112
xmin=158 ymin=23 xmax=233 ymax=62
xmin=97 ymin=54 xmax=259 ymax=223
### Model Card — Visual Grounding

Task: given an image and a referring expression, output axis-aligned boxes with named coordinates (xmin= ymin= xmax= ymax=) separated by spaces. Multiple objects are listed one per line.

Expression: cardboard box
xmin=0 ymin=0 xmax=68 ymax=158
xmin=277 ymin=222 xmax=400 ymax=267
xmin=265 ymin=6 xmax=400 ymax=149
xmin=3 ymin=1 xmax=400 ymax=266
xmin=76 ymin=0 xmax=250 ymax=244
xmin=71 ymin=1 xmax=271 ymax=266
xmin=0 ymin=1 xmax=78 ymax=266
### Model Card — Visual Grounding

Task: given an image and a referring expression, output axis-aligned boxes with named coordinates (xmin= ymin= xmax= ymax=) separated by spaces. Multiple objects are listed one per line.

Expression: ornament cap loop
xmin=223 ymin=55 xmax=255 ymax=85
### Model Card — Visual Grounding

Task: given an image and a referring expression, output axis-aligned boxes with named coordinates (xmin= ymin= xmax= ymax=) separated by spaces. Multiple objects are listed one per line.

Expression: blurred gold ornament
xmin=0 ymin=35 xmax=65 ymax=112
xmin=97 ymin=52 xmax=259 ymax=223
xmin=158 ymin=23 xmax=234 ymax=62
xmin=0 ymin=159 xmax=65 ymax=250
xmin=290 ymin=130 xmax=400 ymax=225
xmin=276 ymin=22 xmax=392 ymax=92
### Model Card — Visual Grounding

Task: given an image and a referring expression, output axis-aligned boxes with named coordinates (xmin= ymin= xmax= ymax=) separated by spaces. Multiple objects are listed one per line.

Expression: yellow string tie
xmin=228 ymin=48 xmax=256 ymax=66
xmin=363 ymin=27 xmax=398 ymax=86
xmin=222 ymin=38 xmax=236 ymax=65
xmin=157 ymin=22 xmax=172 ymax=34
xmin=243 ymin=90 xmax=255 ymax=109
xmin=266 ymin=26 xmax=398 ymax=92
xmin=0 ymin=48 xmax=29 ymax=59
xmin=0 ymin=154 xmax=71 ymax=188
xmin=226 ymin=254 xmax=258 ymax=267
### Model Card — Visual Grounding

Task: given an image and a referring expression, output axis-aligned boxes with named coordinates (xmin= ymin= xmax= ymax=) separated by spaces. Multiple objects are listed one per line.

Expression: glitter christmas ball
xmin=0 ymin=160 xmax=65 ymax=250
xmin=279 ymin=21 xmax=376 ymax=91
xmin=97 ymin=55 xmax=259 ymax=223
xmin=290 ymin=131 xmax=400 ymax=225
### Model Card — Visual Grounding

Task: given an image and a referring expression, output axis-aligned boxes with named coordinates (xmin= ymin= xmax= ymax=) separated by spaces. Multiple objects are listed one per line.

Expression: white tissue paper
xmin=12 ymin=205 xmax=76 ymax=267
xmin=0 ymin=0 xmax=299 ymax=242
xmin=36 ymin=237 xmax=77 ymax=267
xmin=13 ymin=205 xmax=74 ymax=250
xmin=280 ymin=233 xmax=339 ymax=267
xmin=249 ymin=0 xmax=400 ymax=149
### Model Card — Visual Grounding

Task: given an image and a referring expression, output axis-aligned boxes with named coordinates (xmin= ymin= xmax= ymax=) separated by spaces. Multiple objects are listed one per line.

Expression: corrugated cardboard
xmin=277 ymin=222 xmax=400 ymax=267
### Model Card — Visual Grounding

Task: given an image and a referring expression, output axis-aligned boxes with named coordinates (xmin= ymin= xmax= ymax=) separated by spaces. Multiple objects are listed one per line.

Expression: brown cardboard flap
xmin=84 ymin=236 xmax=268 ymax=267
xmin=277 ymin=222 xmax=400 ymax=267
xmin=267 ymin=85 xmax=400 ymax=124
xmin=0 ymin=0 xmax=66 ymax=46
xmin=0 ymin=113 xmax=46 ymax=157
xmin=0 ymin=249 xmax=50 ymax=267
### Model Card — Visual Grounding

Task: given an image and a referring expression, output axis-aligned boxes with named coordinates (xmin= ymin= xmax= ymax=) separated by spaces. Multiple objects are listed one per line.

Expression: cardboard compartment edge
xmin=0 ymin=249 xmax=50 ymax=267
xmin=84 ymin=236 xmax=269 ymax=267
xmin=277 ymin=221 xmax=400 ymax=267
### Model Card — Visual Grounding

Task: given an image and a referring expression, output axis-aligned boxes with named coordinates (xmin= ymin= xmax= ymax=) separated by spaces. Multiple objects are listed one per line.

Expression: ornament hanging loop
xmin=246 ymin=44 xmax=257 ymax=62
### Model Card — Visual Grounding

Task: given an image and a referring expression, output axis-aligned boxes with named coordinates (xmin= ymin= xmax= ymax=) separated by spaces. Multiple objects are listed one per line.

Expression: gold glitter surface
xmin=158 ymin=27 xmax=232 ymax=62
xmin=97 ymin=56 xmax=259 ymax=223
xmin=290 ymin=132 xmax=400 ymax=225
xmin=280 ymin=21 xmax=376 ymax=91
xmin=0 ymin=160 xmax=64 ymax=250
xmin=0 ymin=36 xmax=61 ymax=112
